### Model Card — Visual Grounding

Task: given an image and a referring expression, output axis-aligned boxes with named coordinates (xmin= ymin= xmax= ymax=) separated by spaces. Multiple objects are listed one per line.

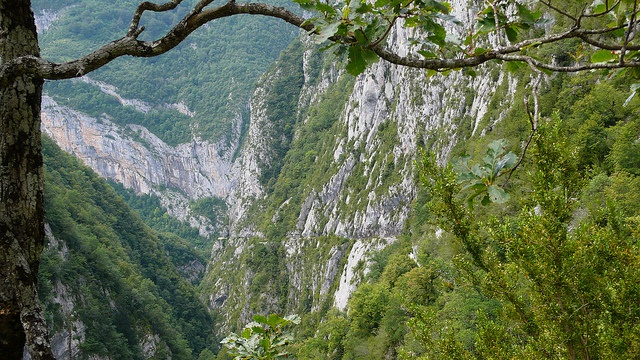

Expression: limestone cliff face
xmin=41 ymin=94 xmax=237 ymax=236
xmin=204 ymin=10 xmax=515 ymax=328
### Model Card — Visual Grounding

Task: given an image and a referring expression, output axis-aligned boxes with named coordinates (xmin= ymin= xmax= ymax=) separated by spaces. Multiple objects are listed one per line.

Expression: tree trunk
xmin=0 ymin=1 xmax=53 ymax=359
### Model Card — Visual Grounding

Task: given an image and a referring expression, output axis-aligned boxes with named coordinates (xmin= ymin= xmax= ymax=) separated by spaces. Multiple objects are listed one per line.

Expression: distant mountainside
xmin=36 ymin=0 xmax=297 ymax=145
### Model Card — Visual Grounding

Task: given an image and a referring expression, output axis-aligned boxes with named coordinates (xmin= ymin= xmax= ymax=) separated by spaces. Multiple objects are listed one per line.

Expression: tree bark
xmin=0 ymin=1 xmax=53 ymax=359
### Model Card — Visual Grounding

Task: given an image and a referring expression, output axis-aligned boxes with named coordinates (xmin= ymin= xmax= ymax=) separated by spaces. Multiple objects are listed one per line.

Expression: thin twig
xmin=504 ymin=71 xmax=543 ymax=186
xmin=580 ymin=0 xmax=621 ymax=18
xmin=620 ymin=0 xmax=639 ymax=64
xmin=539 ymin=0 xmax=577 ymax=23
xmin=488 ymin=0 xmax=504 ymax=46
xmin=369 ymin=16 xmax=397 ymax=48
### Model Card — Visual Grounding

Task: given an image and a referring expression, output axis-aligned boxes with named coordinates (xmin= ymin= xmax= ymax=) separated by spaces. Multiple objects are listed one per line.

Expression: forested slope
xmin=40 ymin=137 xmax=215 ymax=359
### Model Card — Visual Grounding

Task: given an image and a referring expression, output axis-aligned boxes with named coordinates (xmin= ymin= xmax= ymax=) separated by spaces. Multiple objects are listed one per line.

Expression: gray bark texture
xmin=0 ymin=1 xmax=54 ymax=359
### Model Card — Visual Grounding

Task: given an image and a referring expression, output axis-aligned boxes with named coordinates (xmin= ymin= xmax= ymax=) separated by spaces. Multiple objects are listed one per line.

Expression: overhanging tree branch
xmin=2 ymin=0 xmax=640 ymax=84
xmin=0 ymin=2 xmax=310 ymax=85
xmin=128 ymin=0 xmax=185 ymax=36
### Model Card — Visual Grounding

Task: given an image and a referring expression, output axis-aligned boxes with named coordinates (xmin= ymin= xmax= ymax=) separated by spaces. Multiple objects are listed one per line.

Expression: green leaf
xmin=463 ymin=67 xmax=477 ymax=77
xmin=458 ymin=172 xmax=481 ymax=182
xmin=284 ymin=314 xmax=301 ymax=324
xmin=592 ymin=2 xmax=607 ymax=14
xmin=488 ymin=185 xmax=510 ymax=203
xmin=427 ymin=22 xmax=447 ymax=47
xmin=488 ymin=139 xmax=507 ymax=155
xmin=517 ymin=4 xmax=540 ymax=24
xmin=314 ymin=21 xmax=340 ymax=44
xmin=260 ymin=338 xmax=270 ymax=350
xmin=483 ymin=154 xmax=494 ymax=168
xmin=253 ymin=315 xmax=268 ymax=324
xmin=425 ymin=69 xmax=439 ymax=77
xmin=475 ymin=14 xmax=496 ymax=34
xmin=252 ymin=326 xmax=266 ymax=334
xmin=495 ymin=152 xmax=517 ymax=174
xmin=355 ymin=0 xmax=372 ymax=13
xmin=354 ymin=29 xmax=368 ymax=45
xmin=266 ymin=314 xmax=283 ymax=327
xmin=423 ymin=0 xmax=450 ymax=14
xmin=505 ymin=26 xmax=518 ymax=42
xmin=463 ymin=34 xmax=472 ymax=46
xmin=342 ymin=4 xmax=350 ymax=19
xmin=471 ymin=164 xmax=486 ymax=178
xmin=418 ymin=50 xmax=437 ymax=59
xmin=361 ymin=48 xmax=379 ymax=64
xmin=505 ymin=61 xmax=526 ymax=73
xmin=315 ymin=2 xmax=337 ymax=14
xmin=474 ymin=47 xmax=488 ymax=56
xmin=346 ymin=46 xmax=367 ymax=75
xmin=463 ymin=182 xmax=487 ymax=192
xmin=591 ymin=49 xmax=617 ymax=63
xmin=346 ymin=45 xmax=377 ymax=75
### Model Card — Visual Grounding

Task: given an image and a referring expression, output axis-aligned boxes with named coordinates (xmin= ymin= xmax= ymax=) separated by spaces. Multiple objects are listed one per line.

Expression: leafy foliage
xmin=452 ymin=139 xmax=517 ymax=206
xmin=221 ymin=314 xmax=301 ymax=359
xmin=413 ymin=119 xmax=640 ymax=359
xmin=109 ymin=181 xmax=213 ymax=256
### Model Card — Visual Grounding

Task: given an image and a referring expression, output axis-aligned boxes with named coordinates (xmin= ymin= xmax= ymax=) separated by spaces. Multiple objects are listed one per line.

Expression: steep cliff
xmin=41 ymin=94 xmax=232 ymax=238
xmin=201 ymin=5 xmax=517 ymax=330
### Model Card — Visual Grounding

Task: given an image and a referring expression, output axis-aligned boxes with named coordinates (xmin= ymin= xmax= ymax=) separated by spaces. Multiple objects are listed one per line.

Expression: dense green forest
xmin=41 ymin=137 xmax=216 ymax=359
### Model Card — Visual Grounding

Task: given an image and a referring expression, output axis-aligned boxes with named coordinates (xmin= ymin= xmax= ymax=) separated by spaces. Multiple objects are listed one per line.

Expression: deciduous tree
xmin=416 ymin=119 xmax=640 ymax=359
